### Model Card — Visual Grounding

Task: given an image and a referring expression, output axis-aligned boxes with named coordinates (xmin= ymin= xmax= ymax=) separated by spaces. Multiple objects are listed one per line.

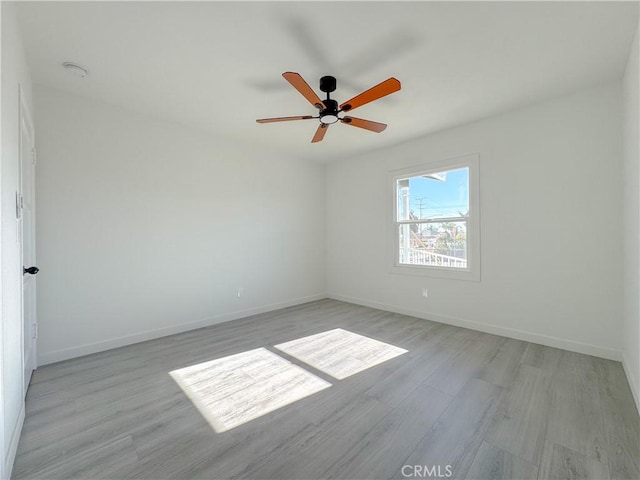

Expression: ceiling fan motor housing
xmin=319 ymin=98 xmax=339 ymax=124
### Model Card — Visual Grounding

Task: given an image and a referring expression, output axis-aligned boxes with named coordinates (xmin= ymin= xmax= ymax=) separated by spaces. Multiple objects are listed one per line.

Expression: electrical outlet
xmin=422 ymin=288 xmax=429 ymax=299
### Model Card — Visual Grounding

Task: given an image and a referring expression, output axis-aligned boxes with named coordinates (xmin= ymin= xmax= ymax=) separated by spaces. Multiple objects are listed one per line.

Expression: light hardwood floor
xmin=12 ymin=299 xmax=640 ymax=479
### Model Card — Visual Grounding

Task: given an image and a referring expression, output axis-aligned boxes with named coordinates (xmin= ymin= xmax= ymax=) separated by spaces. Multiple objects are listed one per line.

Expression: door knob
xmin=23 ymin=266 xmax=39 ymax=275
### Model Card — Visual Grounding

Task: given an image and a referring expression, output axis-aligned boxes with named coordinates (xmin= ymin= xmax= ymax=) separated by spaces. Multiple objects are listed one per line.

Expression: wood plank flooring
xmin=12 ymin=299 xmax=640 ymax=479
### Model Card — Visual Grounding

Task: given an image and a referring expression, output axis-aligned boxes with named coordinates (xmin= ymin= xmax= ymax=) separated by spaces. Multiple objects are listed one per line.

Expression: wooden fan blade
xmin=256 ymin=115 xmax=314 ymax=123
xmin=341 ymin=116 xmax=387 ymax=133
xmin=311 ymin=124 xmax=328 ymax=143
xmin=283 ymin=72 xmax=325 ymax=109
xmin=339 ymin=77 xmax=401 ymax=112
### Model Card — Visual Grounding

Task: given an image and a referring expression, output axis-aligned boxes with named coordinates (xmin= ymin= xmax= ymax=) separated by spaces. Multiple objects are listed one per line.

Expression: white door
xmin=19 ymin=90 xmax=37 ymax=393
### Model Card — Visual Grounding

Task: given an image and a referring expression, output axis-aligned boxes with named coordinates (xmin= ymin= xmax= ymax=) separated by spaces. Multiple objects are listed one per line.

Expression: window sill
xmin=389 ymin=264 xmax=480 ymax=282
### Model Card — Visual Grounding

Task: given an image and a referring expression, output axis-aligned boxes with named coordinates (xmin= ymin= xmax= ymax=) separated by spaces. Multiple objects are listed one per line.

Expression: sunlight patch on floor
xmin=169 ymin=347 xmax=331 ymax=433
xmin=275 ymin=328 xmax=408 ymax=379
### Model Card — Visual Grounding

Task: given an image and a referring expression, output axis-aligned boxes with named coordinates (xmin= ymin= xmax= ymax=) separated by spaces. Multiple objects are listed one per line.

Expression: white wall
xmin=1 ymin=2 xmax=33 ymax=478
xmin=622 ymin=25 xmax=640 ymax=412
xmin=327 ymin=82 xmax=623 ymax=360
xmin=34 ymin=86 xmax=326 ymax=364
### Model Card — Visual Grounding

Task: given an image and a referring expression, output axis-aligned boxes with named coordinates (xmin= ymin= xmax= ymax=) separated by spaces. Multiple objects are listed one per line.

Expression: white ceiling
xmin=15 ymin=1 xmax=639 ymax=163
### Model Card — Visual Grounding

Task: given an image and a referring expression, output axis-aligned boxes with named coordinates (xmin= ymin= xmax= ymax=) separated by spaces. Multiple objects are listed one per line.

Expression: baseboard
xmin=327 ymin=293 xmax=622 ymax=362
xmin=622 ymin=351 xmax=640 ymax=415
xmin=39 ymin=291 xmax=624 ymax=366
xmin=3 ymin=401 xmax=25 ymax=480
xmin=38 ymin=293 xmax=326 ymax=365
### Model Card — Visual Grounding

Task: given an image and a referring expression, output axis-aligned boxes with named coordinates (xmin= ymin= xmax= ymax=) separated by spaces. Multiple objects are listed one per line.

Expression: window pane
xmin=398 ymin=221 xmax=467 ymax=268
xmin=396 ymin=178 xmax=410 ymax=221
xmin=397 ymin=167 xmax=469 ymax=221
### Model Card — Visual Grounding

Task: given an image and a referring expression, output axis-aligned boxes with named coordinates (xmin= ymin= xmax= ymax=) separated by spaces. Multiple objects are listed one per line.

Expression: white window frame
xmin=389 ymin=153 xmax=480 ymax=281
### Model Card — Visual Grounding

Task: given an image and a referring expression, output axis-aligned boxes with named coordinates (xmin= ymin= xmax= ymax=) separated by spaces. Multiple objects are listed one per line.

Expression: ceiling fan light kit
xmin=256 ymin=72 xmax=401 ymax=143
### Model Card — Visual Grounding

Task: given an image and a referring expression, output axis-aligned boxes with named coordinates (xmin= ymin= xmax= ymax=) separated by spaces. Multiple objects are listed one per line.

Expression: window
xmin=391 ymin=154 xmax=480 ymax=281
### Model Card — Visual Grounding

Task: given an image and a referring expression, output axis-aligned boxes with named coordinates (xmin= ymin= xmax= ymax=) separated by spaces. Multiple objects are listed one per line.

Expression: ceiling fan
xmin=256 ymin=72 xmax=401 ymax=143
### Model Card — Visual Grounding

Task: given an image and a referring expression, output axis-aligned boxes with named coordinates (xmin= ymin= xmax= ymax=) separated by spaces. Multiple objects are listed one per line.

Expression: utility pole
xmin=415 ymin=196 xmax=428 ymax=219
